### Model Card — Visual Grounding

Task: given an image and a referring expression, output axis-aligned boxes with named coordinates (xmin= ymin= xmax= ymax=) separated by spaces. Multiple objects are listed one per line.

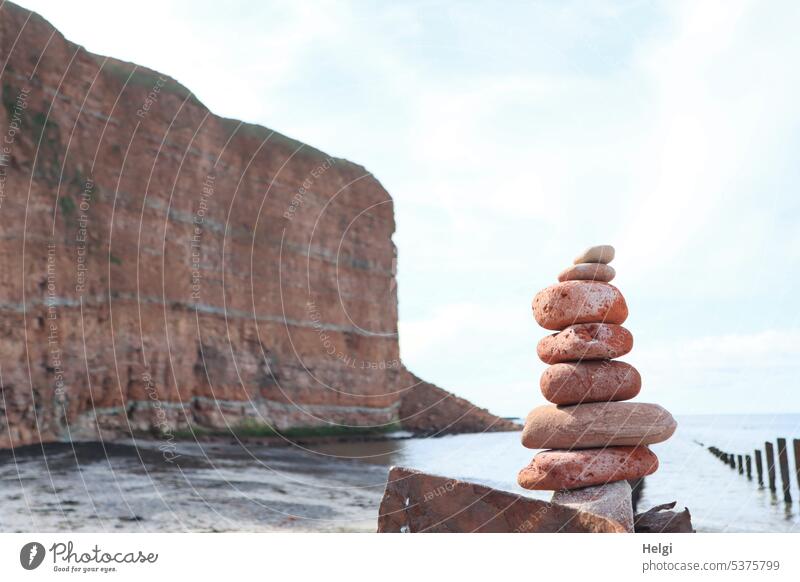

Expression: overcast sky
xmin=18 ymin=0 xmax=800 ymax=417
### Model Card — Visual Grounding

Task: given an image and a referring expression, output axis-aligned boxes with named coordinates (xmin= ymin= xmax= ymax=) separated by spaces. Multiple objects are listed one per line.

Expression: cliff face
xmin=0 ymin=3 xmax=516 ymax=448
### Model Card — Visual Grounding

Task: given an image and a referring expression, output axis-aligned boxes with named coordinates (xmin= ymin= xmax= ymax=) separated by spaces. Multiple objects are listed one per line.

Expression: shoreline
xmin=4 ymin=421 xmax=799 ymax=533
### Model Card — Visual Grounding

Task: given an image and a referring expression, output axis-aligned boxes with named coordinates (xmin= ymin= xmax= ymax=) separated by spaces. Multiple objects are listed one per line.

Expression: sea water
xmin=312 ymin=414 xmax=800 ymax=532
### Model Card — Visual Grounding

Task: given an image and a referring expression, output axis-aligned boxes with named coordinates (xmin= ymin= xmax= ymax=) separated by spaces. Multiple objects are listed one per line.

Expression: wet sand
xmin=0 ymin=439 xmax=388 ymax=532
xmin=5 ymin=415 xmax=799 ymax=533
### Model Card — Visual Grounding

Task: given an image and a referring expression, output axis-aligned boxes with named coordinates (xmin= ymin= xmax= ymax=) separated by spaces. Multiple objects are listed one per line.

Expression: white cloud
xmin=631 ymin=329 xmax=800 ymax=414
xmin=619 ymin=0 xmax=800 ymax=275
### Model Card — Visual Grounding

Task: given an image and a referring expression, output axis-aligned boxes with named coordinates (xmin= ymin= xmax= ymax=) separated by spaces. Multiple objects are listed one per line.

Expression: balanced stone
xmin=573 ymin=245 xmax=615 ymax=265
xmin=537 ymin=323 xmax=633 ymax=364
xmin=540 ymin=361 xmax=641 ymax=405
xmin=521 ymin=402 xmax=677 ymax=449
xmin=558 ymin=263 xmax=616 ymax=283
xmin=517 ymin=446 xmax=658 ymax=490
xmin=533 ymin=281 xmax=627 ymax=331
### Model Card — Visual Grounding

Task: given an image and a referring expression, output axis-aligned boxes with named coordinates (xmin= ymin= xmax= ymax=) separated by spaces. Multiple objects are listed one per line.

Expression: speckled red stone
xmin=537 ymin=323 xmax=633 ymax=364
xmin=517 ymin=446 xmax=658 ymax=490
xmin=532 ymin=281 xmax=628 ymax=331
xmin=540 ymin=361 xmax=641 ymax=405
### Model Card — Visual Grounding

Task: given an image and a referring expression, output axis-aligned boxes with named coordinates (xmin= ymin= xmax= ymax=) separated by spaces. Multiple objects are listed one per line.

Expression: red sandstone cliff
xmin=0 ymin=3 xmax=517 ymax=448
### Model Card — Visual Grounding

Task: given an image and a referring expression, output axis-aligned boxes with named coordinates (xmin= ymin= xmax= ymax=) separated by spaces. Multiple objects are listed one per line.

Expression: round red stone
xmin=537 ymin=323 xmax=633 ymax=364
xmin=540 ymin=361 xmax=640 ymax=405
xmin=517 ymin=446 xmax=658 ymax=490
xmin=532 ymin=281 xmax=627 ymax=331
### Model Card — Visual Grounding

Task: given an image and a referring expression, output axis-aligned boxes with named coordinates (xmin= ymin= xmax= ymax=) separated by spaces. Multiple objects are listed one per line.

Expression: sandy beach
xmin=0 ymin=440 xmax=387 ymax=533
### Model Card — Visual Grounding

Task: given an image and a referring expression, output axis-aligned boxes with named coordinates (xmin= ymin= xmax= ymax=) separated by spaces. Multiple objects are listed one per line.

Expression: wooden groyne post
xmin=765 ymin=441 xmax=777 ymax=492
xmin=745 ymin=454 xmax=752 ymax=480
xmin=755 ymin=449 xmax=764 ymax=487
xmin=794 ymin=439 xmax=800 ymax=492
xmin=737 ymin=454 xmax=743 ymax=475
xmin=777 ymin=438 xmax=792 ymax=503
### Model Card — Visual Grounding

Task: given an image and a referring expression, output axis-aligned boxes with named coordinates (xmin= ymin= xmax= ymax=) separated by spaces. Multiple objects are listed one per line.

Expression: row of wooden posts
xmin=707 ymin=438 xmax=800 ymax=503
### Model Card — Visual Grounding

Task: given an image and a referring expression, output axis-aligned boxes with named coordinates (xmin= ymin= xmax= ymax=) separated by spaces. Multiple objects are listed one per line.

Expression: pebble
xmin=573 ymin=245 xmax=615 ymax=265
xmin=537 ymin=323 xmax=633 ymax=364
xmin=517 ymin=446 xmax=658 ymax=490
xmin=540 ymin=361 xmax=641 ymax=405
xmin=533 ymin=281 xmax=627 ymax=331
xmin=557 ymin=263 xmax=616 ymax=283
xmin=521 ymin=402 xmax=677 ymax=449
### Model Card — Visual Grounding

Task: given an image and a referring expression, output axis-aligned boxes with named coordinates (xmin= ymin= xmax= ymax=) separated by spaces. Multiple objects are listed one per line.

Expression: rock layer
xmin=537 ymin=323 xmax=633 ymax=364
xmin=532 ymin=281 xmax=628 ymax=331
xmin=540 ymin=361 xmax=641 ymax=405
xmin=0 ymin=2 xmax=515 ymax=448
xmin=517 ymin=446 xmax=659 ymax=490
xmin=521 ymin=402 xmax=677 ymax=449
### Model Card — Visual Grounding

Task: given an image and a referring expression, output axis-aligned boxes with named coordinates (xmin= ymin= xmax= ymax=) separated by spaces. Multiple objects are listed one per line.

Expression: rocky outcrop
xmin=377 ymin=467 xmax=628 ymax=532
xmin=521 ymin=402 xmax=676 ymax=449
xmin=399 ymin=373 xmax=519 ymax=434
xmin=634 ymin=501 xmax=695 ymax=533
xmin=377 ymin=468 xmax=693 ymax=533
xmin=0 ymin=2 xmax=515 ymax=448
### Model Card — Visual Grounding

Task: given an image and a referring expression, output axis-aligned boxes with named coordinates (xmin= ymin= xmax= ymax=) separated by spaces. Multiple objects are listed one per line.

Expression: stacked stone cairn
xmin=517 ymin=245 xmax=677 ymax=529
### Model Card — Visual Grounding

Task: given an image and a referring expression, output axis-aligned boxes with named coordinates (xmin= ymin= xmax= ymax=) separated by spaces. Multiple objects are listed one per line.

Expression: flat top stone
xmin=574 ymin=245 xmax=615 ymax=265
